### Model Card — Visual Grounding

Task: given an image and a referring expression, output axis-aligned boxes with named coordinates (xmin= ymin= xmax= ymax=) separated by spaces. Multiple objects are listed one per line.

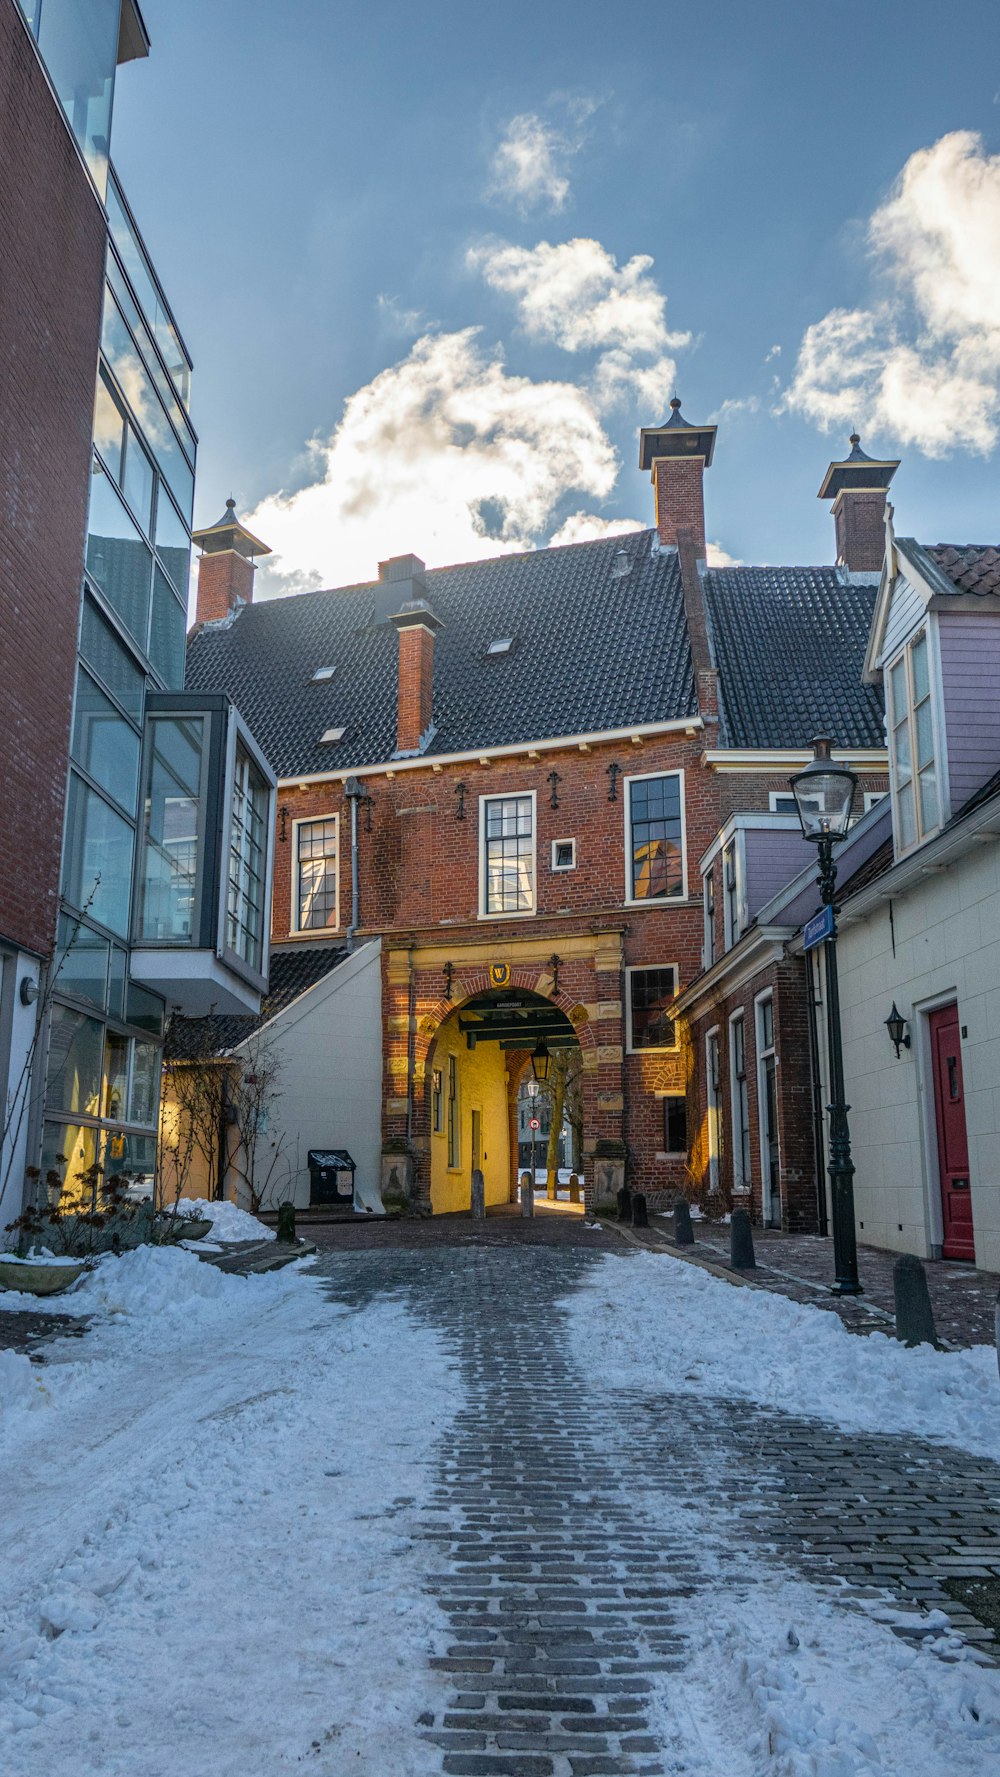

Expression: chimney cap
xmin=818 ymin=432 xmax=900 ymax=501
xmin=192 ymin=496 xmax=272 ymax=560
xmin=639 ymin=400 xmax=717 ymax=471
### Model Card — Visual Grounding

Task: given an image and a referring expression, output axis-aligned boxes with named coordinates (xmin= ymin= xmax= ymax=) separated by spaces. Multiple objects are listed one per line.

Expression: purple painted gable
xmin=766 ymin=803 xmax=893 ymax=932
xmin=743 ymin=826 xmax=815 ymax=921
xmin=938 ymin=611 xmax=1000 ymax=815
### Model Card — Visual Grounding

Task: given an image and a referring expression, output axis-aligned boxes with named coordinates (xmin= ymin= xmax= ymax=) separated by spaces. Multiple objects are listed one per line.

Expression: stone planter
xmin=0 ymin=1257 xmax=85 ymax=1296
xmin=179 ymin=1218 xmax=213 ymax=1241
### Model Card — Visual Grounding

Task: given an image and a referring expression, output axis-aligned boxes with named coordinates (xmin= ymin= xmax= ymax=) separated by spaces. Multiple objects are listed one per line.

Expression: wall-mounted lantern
xmin=531 ymin=1039 xmax=551 ymax=1084
xmin=884 ymin=1002 xmax=911 ymax=1058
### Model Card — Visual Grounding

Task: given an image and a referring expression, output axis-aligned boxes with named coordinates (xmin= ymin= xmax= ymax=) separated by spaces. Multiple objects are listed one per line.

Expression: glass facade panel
xmin=80 ymin=596 xmax=144 ymax=720
xmin=106 ymin=172 xmax=193 ymax=408
xmin=136 ymin=716 xmax=206 ymax=943
xmin=483 ymin=794 xmax=534 ymax=913
xmin=55 ymin=914 xmax=109 ymax=1008
xmin=102 ymin=1029 xmax=129 ymax=1120
xmin=629 ymin=774 xmax=683 ymax=900
xmin=123 ymin=426 xmax=155 ymax=533
xmin=62 ymin=772 xmax=135 ymax=936
xmin=35 ymin=0 xmax=120 ymax=194
xmin=295 ymin=818 xmax=338 ymax=931
xmin=227 ymin=748 xmax=269 ymax=969
xmin=86 ymin=459 xmax=152 ymax=646
xmin=72 ymin=666 xmax=140 ymax=813
xmin=129 ymin=1042 xmax=160 ymax=1125
xmin=40 ymin=1122 xmax=99 ymax=1192
xmin=628 ymin=968 xmax=677 ymax=1050
xmin=148 ymin=567 xmax=186 ymax=689
xmin=125 ymin=982 xmax=165 ymax=1037
xmin=45 ymin=1004 xmax=104 ymax=1116
xmin=154 ymin=488 xmax=191 ymax=595
xmin=102 ymin=290 xmax=194 ymax=520
xmin=93 ymin=372 xmax=124 ymax=479
xmin=108 ymin=944 xmax=126 ymax=1020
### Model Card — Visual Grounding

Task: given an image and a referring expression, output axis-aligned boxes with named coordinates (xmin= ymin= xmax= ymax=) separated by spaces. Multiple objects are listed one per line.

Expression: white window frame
xmin=702 ymin=868 xmax=716 ymax=970
xmin=722 ymin=838 xmax=743 ymax=950
xmin=623 ymin=769 xmax=688 ymax=907
xmin=886 ymin=625 xmax=944 ymax=856
xmin=863 ymin=790 xmax=887 ymax=813
xmin=446 ymin=1053 xmax=460 ymax=1169
xmin=478 ymin=790 xmax=537 ymax=920
xmin=624 ymin=963 xmax=679 ymax=1054
xmin=754 ymin=990 xmax=779 ymax=1225
xmin=729 ymin=1009 xmax=751 ymax=1195
xmin=290 ymin=813 xmax=340 ymax=936
xmin=767 ymin=792 xmax=799 ymax=814
xmin=551 ymin=837 xmax=576 ymax=872
xmin=705 ymin=1026 xmax=721 ymax=1192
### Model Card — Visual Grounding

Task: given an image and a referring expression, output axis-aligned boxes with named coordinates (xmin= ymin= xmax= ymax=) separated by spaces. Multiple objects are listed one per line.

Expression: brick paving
xmin=312 ymin=1243 xmax=1000 ymax=1774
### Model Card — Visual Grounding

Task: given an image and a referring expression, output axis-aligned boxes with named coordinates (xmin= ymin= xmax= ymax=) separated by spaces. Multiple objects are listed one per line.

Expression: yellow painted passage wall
xmin=430 ymin=1021 xmax=511 ymax=1214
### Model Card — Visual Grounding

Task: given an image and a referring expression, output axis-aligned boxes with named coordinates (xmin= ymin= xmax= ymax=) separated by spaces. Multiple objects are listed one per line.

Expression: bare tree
xmin=159 ymin=1021 xmax=231 ymax=1207
xmin=544 ymin=1047 xmax=584 ymax=1195
xmin=227 ymin=1029 xmax=291 ymax=1214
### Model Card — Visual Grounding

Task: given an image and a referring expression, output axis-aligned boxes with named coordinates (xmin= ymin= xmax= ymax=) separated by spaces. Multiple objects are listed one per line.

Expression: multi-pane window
xmin=627 ymin=967 xmax=678 ymax=1052
xmin=730 ymin=1013 xmax=751 ymax=1192
xmin=703 ymin=869 xmax=716 ymax=968
xmin=626 ymin=773 xmax=684 ymax=901
xmin=227 ymin=747 xmax=269 ymax=971
xmin=136 ymin=714 xmax=206 ymax=943
xmin=294 ymin=818 xmax=339 ymax=932
xmin=431 ymin=1068 xmax=443 ymax=1134
xmin=723 ymin=842 xmax=740 ymax=948
xmin=706 ymin=1028 xmax=721 ymax=1190
xmin=888 ymin=631 xmax=939 ymax=851
xmin=663 ymin=1095 xmax=687 ymax=1154
xmin=447 ymin=1055 xmax=459 ymax=1167
xmin=482 ymin=794 xmax=535 ymax=915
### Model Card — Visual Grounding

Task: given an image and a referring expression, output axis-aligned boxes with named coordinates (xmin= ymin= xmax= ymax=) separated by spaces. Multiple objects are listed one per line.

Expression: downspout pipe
xmin=344 ymin=777 xmax=362 ymax=948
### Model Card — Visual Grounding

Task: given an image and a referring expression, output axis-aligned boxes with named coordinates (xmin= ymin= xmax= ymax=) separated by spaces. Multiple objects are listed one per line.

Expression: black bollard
xmin=894 ymin=1253 xmax=938 ymax=1348
xmin=730 ymin=1208 xmax=756 ymax=1269
xmin=276 ymin=1201 xmax=296 ymax=1245
xmin=617 ymin=1184 xmax=632 ymax=1223
xmin=631 ymin=1192 xmax=648 ymax=1228
xmin=674 ymin=1199 xmax=695 ymax=1246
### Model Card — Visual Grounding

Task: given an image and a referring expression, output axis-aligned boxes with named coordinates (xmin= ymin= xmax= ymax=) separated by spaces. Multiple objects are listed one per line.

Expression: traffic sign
xmin=528 ymin=1117 xmax=541 ymax=1130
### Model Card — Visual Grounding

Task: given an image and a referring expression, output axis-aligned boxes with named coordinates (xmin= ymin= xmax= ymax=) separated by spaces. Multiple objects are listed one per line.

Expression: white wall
xmin=0 ymin=948 xmax=43 ymax=1243
xmin=234 ymin=940 xmax=383 ymax=1213
xmin=837 ymin=839 xmax=1000 ymax=1272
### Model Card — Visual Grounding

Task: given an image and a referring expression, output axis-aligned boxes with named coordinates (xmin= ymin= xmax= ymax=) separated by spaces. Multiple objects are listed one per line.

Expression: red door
xmin=929 ymin=1005 xmax=975 ymax=1262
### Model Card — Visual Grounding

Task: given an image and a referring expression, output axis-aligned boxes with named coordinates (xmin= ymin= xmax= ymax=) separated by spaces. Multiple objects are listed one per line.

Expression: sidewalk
xmin=641 ymin=1215 xmax=1000 ymax=1347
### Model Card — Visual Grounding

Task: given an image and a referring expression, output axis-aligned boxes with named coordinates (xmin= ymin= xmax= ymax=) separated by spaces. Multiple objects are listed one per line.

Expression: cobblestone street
xmin=311 ymin=1242 xmax=1000 ymax=1775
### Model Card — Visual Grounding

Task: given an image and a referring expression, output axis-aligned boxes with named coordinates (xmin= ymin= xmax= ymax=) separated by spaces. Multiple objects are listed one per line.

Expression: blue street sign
xmin=803 ymin=904 xmax=835 ymax=952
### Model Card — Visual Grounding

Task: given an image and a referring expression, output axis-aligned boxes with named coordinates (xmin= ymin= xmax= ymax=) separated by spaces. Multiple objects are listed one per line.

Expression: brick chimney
xmin=191 ymin=498 xmax=271 ymax=624
xmin=382 ymin=554 xmax=443 ymax=756
xmin=639 ymin=399 xmax=717 ymax=558
xmin=818 ymin=434 xmax=900 ymax=573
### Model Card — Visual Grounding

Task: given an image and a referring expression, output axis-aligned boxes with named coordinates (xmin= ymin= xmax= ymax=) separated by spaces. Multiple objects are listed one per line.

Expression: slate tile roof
xmin=164 ymin=944 xmax=347 ymax=1062
xmin=186 ymin=532 xmax=696 ymax=779
xmin=926 ymin=545 xmax=1000 ymax=598
xmin=185 ymin=533 xmax=885 ymax=774
xmin=701 ymin=566 xmax=885 ymax=749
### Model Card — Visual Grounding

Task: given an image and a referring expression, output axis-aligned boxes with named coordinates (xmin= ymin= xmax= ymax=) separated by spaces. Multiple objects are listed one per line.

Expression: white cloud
xmin=785 ymin=131 xmax=1000 ymax=455
xmin=375 ymin=293 xmax=426 ymax=338
xmin=549 ymin=512 xmax=645 ymax=547
xmin=488 ymin=114 xmax=572 ymax=213
xmin=470 ymin=235 xmax=690 ymax=413
xmin=765 ymin=344 xmax=781 ymax=361
xmin=705 ymin=541 xmax=741 ymax=568
xmin=246 ymin=328 xmax=620 ymax=593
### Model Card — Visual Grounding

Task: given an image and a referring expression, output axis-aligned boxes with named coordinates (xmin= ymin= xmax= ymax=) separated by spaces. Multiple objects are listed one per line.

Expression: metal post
xmin=530 ymin=1122 xmax=536 ymax=1206
xmin=818 ymin=836 xmax=862 ymax=1296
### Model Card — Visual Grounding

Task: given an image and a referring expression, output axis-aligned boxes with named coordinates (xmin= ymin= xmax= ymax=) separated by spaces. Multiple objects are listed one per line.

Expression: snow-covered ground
xmin=174 ymin=1196 xmax=277 ymax=1244
xmin=0 ymin=1246 xmax=456 ymax=1775
xmin=570 ymin=1248 xmax=1000 ymax=1461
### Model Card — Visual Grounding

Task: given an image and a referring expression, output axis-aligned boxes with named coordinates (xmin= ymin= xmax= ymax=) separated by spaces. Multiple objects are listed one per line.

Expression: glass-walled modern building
xmin=9 ymin=2 xmax=275 ymax=1202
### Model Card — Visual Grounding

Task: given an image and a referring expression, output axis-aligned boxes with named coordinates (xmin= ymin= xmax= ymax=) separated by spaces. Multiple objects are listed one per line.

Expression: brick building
xmin=185 ymin=413 xmax=889 ymax=1217
xmin=1 ymin=2 xmax=274 ymax=1228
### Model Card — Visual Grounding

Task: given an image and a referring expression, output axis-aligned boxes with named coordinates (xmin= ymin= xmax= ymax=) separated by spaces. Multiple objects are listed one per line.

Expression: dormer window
xmin=887 ymin=630 xmax=939 ymax=852
xmin=311 ymin=665 xmax=335 ymax=682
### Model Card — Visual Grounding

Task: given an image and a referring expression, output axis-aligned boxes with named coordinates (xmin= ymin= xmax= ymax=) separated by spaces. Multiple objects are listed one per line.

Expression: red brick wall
xmin=195 ymin=549 xmax=254 ymax=625
xmin=396 ymin=623 xmax=435 ymax=752
xmin=653 ymin=458 xmax=707 ymax=555
xmin=0 ymin=1 xmax=107 ymax=954
xmin=834 ymin=491 xmax=887 ymax=573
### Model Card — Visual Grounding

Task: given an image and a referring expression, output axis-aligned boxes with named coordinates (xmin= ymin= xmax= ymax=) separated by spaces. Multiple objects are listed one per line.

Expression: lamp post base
xmin=830 ymin=1279 xmax=864 ymax=1297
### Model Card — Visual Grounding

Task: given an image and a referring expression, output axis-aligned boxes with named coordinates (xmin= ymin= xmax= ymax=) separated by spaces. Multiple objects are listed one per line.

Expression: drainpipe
xmin=344 ymin=777 xmax=362 ymax=948
xmin=804 ymin=950 xmax=828 ymax=1236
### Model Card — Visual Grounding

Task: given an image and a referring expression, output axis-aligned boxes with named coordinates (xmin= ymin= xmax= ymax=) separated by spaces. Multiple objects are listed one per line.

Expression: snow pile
xmin=173 ymin=1196 xmax=276 ymax=1243
xmin=69 ymin=1241 xmax=261 ymax=1321
xmin=570 ymin=1250 xmax=1000 ymax=1461
xmin=0 ymin=1266 xmax=457 ymax=1774
xmin=0 ymin=1348 xmax=44 ymax=1415
xmin=663 ymin=1578 xmax=1000 ymax=1777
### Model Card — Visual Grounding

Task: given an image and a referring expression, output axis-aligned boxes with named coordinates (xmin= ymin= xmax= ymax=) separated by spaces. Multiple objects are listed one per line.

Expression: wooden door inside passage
xmin=763 ymin=1054 xmax=781 ymax=1226
xmin=929 ymin=1004 xmax=975 ymax=1262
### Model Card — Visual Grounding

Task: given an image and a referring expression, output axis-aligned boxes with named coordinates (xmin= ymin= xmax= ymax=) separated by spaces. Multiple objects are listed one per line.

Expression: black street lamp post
xmin=789 ymin=737 xmax=862 ymax=1296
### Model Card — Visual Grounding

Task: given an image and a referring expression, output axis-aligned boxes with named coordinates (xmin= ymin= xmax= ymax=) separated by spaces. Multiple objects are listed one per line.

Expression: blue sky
xmin=113 ymin=0 xmax=1000 ymax=595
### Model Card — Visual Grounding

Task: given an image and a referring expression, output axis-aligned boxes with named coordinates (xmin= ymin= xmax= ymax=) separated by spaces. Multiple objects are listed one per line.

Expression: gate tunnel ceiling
xmin=458 ymin=989 xmax=580 ymax=1051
